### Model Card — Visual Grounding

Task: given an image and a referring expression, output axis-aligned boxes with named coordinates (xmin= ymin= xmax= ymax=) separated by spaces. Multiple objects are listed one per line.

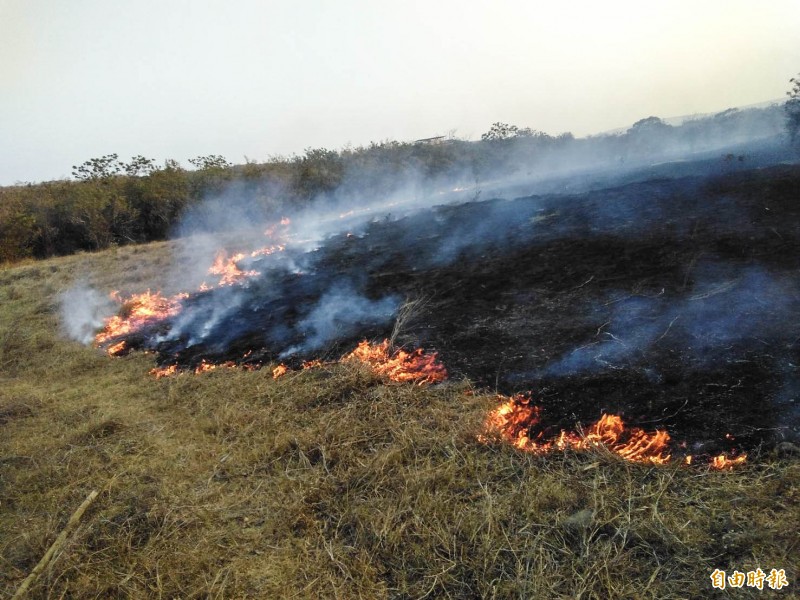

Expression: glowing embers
xmin=343 ymin=339 xmax=448 ymax=385
xmin=150 ymin=359 xmax=246 ymax=379
xmin=273 ymin=358 xmax=324 ymax=379
xmin=149 ymin=339 xmax=447 ymax=383
xmin=95 ymin=290 xmax=188 ymax=349
xmin=481 ymin=393 xmax=747 ymax=469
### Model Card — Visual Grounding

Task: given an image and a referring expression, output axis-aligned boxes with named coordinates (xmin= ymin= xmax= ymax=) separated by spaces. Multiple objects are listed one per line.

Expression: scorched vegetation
xmin=1 ymin=201 xmax=798 ymax=598
xmin=2 ymin=92 xmax=800 ymax=597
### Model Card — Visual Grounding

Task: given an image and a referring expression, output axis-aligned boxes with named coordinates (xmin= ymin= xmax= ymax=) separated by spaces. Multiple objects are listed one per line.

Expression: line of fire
xmin=92 ymin=165 xmax=800 ymax=471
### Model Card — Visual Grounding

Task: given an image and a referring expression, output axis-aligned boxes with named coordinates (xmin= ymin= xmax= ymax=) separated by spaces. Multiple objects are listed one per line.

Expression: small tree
xmin=0 ymin=191 xmax=38 ymax=262
xmin=627 ymin=116 xmax=671 ymax=134
xmin=481 ymin=122 xmax=550 ymax=142
xmin=187 ymin=155 xmax=233 ymax=198
xmin=786 ymin=73 xmax=800 ymax=145
xmin=188 ymin=155 xmax=232 ymax=170
xmin=122 ymin=155 xmax=157 ymax=177
xmin=295 ymin=147 xmax=344 ymax=197
xmin=481 ymin=122 xmax=520 ymax=141
xmin=72 ymin=154 xmax=122 ymax=181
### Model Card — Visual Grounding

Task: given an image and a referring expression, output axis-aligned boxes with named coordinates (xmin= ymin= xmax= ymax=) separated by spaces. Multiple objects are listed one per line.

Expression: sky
xmin=1 ymin=0 xmax=799 ymax=185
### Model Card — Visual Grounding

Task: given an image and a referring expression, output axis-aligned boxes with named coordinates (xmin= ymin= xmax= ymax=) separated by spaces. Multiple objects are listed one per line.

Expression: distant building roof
xmin=414 ymin=136 xmax=446 ymax=144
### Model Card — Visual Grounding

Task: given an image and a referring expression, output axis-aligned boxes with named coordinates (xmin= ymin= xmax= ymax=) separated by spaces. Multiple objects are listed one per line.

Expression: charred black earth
xmin=120 ymin=164 xmax=800 ymax=454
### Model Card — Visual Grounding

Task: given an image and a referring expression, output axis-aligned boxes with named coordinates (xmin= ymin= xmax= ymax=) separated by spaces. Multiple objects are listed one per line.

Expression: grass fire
xmin=3 ymin=119 xmax=799 ymax=598
xmin=480 ymin=393 xmax=748 ymax=470
xmin=90 ymin=159 xmax=799 ymax=467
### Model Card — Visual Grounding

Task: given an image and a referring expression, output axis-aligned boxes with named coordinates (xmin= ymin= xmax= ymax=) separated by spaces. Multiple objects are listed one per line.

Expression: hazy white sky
xmin=1 ymin=0 xmax=799 ymax=184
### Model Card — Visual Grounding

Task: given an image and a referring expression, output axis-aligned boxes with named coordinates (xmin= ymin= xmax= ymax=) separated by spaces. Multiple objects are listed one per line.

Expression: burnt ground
xmin=122 ymin=164 xmax=800 ymax=456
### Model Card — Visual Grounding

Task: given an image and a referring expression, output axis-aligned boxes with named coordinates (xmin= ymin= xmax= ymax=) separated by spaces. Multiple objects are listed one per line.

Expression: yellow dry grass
xmin=1 ymin=244 xmax=798 ymax=599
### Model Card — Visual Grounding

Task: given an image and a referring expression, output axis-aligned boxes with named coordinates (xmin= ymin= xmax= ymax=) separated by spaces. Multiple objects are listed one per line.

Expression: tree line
xmin=1 ymin=96 xmax=795 ymax=263
xmin=0 ymin=133 xmax=572 ymax=262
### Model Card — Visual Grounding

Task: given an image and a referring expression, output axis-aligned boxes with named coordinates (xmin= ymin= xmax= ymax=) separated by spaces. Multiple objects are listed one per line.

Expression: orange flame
xmin=710 ymin=453 xmax=747 ymax=470
xmin=98 ymin=218 xmax=293 ymax=348
xmin=107 ymin=340 xmax=127 ymax=356
xmin=194 ymin=360 xmax=217 ymax=374
xmin=95 ymin=290 xmax=187 ymax=346
xmin=207 ymin=244 xmax=286 ymax=287
xmin=208 ymin=251 xmax=260 ymax=286
xmin=272 ymin=364 xmax=289 ymax=379
xmin=343 ymin=339 xmax=447 ymax=385
xmin=481 ymin=394 xmax=750 ymax=468
xmin=193 ymin=360 xmax=236 ymax=374
xmin=250 ymin=244 xmax=285 ymax=258
xmin=149 ymin=364 xmax=178 ymax=379
xmin=148 ymin=355 xmax=249 ymax=379
xmin=481 ymin=394 xmax=671 ymax=465
xmin=264 ymin=217 xmax=291 ymax=237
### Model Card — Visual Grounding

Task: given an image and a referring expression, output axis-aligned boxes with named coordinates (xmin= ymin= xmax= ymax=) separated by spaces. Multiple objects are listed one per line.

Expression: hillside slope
xmin=1 ymin=230 xmax=798 ymax=598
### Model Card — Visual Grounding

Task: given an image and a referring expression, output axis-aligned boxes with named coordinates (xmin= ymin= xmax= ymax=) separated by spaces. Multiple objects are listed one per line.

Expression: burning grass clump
xmin=1 ymin=231 xmax=798 ymax=598
xmin=342 ymin=339 xmax=448 ymax=385
xmin=481 ymin=392 xmax=749 ymax=469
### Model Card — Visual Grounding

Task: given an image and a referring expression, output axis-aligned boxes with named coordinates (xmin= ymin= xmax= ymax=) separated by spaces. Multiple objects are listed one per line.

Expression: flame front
xmin=95 ymin=219 xmax=294 ymax=352
xmin=481 ymin=394 xmax=671 ymax=464
xmin=481 ymin=394 xmax=748 ymax=468
xmin=95 ymin=290 xmax=187 ymax=348
xmin=343 ymin=339 xmax=447 ymax=385
xmin=92 ymin=215 xmax=752 ymax=469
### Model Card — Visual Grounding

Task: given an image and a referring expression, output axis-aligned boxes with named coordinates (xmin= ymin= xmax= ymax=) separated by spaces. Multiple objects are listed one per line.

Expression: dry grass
xmin=1 ymin=244 xmax=798 ymax=599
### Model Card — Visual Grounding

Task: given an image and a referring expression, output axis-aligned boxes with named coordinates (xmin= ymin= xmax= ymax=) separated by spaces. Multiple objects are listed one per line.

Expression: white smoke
xmin=59 ymin=283 xmax=115 ymax=344
xmin=281 ymin=281 xmax=400 ymax=357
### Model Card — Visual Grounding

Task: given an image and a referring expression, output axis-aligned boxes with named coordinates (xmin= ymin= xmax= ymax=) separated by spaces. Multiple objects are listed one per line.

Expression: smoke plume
xmin=60 ymin=283 xmax=115 ymax=344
